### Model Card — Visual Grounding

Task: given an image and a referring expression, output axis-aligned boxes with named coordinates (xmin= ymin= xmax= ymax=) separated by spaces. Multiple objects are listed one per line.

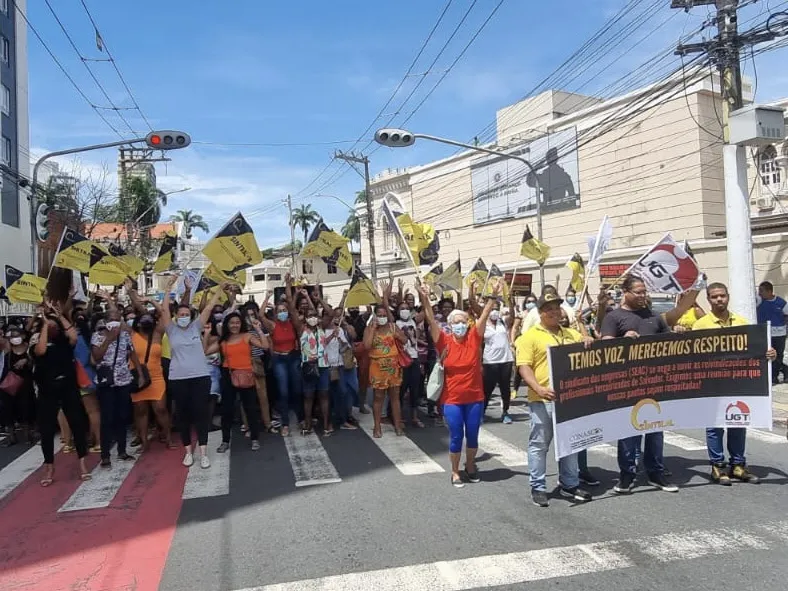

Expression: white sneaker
xmin=200 ymin=454 xmax=211 ymax=469
xmin=182 ymin=451 xmax=194 ymax=467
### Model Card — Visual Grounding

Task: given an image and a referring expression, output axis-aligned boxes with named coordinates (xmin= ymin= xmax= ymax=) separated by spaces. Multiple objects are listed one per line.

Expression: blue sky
xmin=28 ymin=0 xmax=788 ymax=248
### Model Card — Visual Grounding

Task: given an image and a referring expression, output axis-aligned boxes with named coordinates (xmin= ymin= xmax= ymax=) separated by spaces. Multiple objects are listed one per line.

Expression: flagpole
xmin=46 ymin=227 xmax=68 ymax=282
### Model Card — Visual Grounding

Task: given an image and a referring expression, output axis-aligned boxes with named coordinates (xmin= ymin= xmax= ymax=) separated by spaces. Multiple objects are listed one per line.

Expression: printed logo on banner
xmin=630 ymin=398 xmax=675 ymax=431
xmin=724 ymin=400 xmax=751 ymax=426
xmin=569 ymin=427 xmax=604 ymax=451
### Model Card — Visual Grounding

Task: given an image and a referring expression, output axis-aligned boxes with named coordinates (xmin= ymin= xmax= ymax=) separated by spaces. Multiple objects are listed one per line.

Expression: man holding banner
xmin=600 ymin=275 xmax=699 ymax=494
xmin=693 ymin=282 xmax=776 ymax=486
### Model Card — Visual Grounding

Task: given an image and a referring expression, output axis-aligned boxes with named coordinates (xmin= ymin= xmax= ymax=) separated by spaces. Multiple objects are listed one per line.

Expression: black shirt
xmin=600 ymin=307 xmax=669 ymax=338
xmin=34 ymin=331 xmax=77 ymax=384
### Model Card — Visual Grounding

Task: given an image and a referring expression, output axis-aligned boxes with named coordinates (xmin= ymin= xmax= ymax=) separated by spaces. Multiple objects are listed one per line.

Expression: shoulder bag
xmin=95 ymin=335 xmax=121 ymax=388
xmin=131 ymin=333 xmax=153 ymax=393
xmin=395 ymin=339 xmax=413 ymax=368
xmin=0 ymin=356 xmax=24 ymax=396
xmin=223 ymin=340 xmax=256 ymax=389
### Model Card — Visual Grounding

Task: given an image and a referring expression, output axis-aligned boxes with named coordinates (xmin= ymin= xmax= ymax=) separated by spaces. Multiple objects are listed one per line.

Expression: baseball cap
xmin=537 ymin=293 xmax=564 ymax=310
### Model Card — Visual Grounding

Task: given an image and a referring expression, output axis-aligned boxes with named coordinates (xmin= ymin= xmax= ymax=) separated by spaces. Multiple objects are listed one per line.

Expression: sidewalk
xmin=773 ymin=383 xmax=788 ymax=429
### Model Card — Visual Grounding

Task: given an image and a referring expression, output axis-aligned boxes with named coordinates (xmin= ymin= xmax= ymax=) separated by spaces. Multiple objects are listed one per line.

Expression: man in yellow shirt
xmin=515 ymin=293 xmax=594 ymax=508
xmin=693 ymin=282 xmax=777 ymax=486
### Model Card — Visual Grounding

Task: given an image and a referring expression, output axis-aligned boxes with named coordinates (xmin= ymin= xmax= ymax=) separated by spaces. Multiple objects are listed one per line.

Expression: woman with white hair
xmin=418 ymin=280 xmax=500 ymax=488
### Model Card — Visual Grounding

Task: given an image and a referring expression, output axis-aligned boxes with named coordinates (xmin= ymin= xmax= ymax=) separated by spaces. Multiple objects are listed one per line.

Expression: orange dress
xmin=131 ymin=331 xmax=166 ymax=403
xmin=368 ymin=329 xmax=402 ymax=390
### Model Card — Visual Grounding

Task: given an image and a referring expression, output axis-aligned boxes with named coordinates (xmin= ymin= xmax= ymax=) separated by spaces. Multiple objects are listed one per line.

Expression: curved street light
xmin=374 ymin=127 xmax=545 ymax=286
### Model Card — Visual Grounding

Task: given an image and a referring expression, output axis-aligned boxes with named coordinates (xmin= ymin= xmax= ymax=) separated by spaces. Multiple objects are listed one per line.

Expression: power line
xmin=78 ymin=0 xmax=154 ymax=131
xmin=42 ymin=0 xmax=138 ymax=136
xmin=193 ymin=139 xmax=359 ymax=147
xmin=12 ymin=1 xmax=125 ymax=139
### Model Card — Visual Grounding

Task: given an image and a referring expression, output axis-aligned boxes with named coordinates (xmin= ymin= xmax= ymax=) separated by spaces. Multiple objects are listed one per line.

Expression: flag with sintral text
xmin=89 ymin=244 xmax=129 ymax=286
xmin=4 ymin=265 xmax=46 ymax=304
xmin=301 ymin=220 xmax=349 ymax=259
xmin=345 ymin=267 xmax=380 ymax=308
xmin=53 ymin=228 xmax=94 ymax=273
xmin=202 ymin=212 xmax=262 ymax=274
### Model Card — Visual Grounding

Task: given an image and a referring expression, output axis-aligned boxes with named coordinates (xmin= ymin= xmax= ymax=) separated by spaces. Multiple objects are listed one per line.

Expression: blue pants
xmin=271 ymin=352 xmax=303 ymax=427
xmin=97 ymin=384 xmax=132 ymax=460
xmin=329 ymin=370 xmax=351 ymax=427
xmin=341 ymin=367 xmax=360 ymax=407
xmin=618 ymin=433 xmax=664 ymax=477
xmin=706 ymin=427 xmax=746 ymax=466
xmin=443 ymin=401 xmax=484 ymax=453
xmin=528 ymin=401 xmax=579 ymax=492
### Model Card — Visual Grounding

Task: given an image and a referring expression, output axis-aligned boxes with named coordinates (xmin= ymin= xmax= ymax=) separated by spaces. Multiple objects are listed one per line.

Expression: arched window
xmin=759 ymin=145 xmax=781 ymax=187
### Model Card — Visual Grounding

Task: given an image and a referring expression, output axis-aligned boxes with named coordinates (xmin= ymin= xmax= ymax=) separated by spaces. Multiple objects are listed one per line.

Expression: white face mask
xmin=489 ymin=310 xmax=500 ymax=322
xmin=126 ymin=319 xmax=135 ymax=327
xmin=306 ymin=317 xmax=319 ymax=327
xmin=376 ymin=316 xmax=388 ymax=326
xmin=399 ymin=309 xmax=410 ymax=321
xmin=106 ymin=321 xmax=121 ymax=331
xmin=9 ymin=337 xmax=23 ymax=346
xmin=176 ymin=316 xmax=191 ymax=328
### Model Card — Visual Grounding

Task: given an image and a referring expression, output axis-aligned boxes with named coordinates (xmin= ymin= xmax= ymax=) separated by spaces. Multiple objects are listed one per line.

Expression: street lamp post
xmin=374 ymin=128 xmax=546 ymax=288
xmin=28 ymin=131 xmax=191 ymax=274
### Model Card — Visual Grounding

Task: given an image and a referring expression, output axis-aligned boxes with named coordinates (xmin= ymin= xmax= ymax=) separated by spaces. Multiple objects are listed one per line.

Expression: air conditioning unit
xmin=756 ymin=195 xmax=775 ymax=211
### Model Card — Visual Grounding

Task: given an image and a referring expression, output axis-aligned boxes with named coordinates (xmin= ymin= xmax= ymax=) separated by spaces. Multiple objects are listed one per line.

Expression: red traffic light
xmin=145 ymin=130 xmax=191 ymax=150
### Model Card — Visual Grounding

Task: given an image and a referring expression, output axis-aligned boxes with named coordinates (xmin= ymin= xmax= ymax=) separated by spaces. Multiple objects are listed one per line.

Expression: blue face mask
xmin=566 ymin=296 xmax=576 ymax=306
xmin=525 ymin=302 xmax=536 ymax=311
xmin=276 ymin=311 xmax=289 ymax=322
xmin=451 ymin=323 xmax=468 ymax=337
xmin=176 ymin=316 xmax=191 ymax=328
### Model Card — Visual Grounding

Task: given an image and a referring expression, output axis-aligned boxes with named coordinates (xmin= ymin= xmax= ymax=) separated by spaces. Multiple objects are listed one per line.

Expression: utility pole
xmin=286 ymin=194 xmax=296 ymax=274
xmin=673 ymin=0 xmax=785 ymax=322
xmin=334 ymin=150 xmax=378 ymax=280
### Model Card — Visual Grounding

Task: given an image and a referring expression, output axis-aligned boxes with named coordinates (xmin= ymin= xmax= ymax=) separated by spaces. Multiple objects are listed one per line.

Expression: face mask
xmin=126 ymin=319 xmax=135 ymax=327
xmin=399 ymin=309 xmax=410 ymax=321
xmin=106 ymin=321 xmax=121 ymax=331
xmin=525 ymin=302 xmax=536 ymax=311
xmin=566 ymin=297 xmax=576 ymax=306
xmin=9 ymin=337 xmax=22 ymax=346
xmin=376 ymin=316 xmax=388 ymax=326
xmin=95 ymin=323 xmax=107 ymax=332
xmin=489 ymin=311 xmax=500 ymax=322
xmin=213 ymin=313 xmax=223 ymax=321
xmin=451 ymin=323 xmax=468 ymax=337
xmin=306 ymin=317 xmax=319 ymax=327
xmin=276 ymin=311 xmax=289 ymax=322
xmin=176 ymin=317 xmax=191 ymax=328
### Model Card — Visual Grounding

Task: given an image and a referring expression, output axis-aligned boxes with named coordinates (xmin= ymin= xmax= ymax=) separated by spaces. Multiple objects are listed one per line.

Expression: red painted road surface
xmin=0 ymin=448 xmax=187 ymax=591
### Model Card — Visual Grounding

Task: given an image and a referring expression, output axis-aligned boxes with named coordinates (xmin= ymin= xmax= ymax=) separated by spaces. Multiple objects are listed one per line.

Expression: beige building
xmin=340 ymin=73 xmax=788 ymax=305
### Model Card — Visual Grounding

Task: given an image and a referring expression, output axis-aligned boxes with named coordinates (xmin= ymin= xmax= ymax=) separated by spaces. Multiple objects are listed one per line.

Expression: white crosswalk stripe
xmin=283 ymin=415 xmax=342 ymax=487
xmin=477 ymin=428 xmax=527 ymax=467
xmin=357 ymin=412 xmax=444 ymax=475
xmin=0 ymin=439 xmax=62 ymax=503
xmin=662 ymin=431 xmax=708 ymax=451
xmin=746 ymin=428 xmax=786 ymax=444
xmin=60 ymin=445 xmax=137 ymax=512
xmin=182 ymin=431 xmax=232 ymax=499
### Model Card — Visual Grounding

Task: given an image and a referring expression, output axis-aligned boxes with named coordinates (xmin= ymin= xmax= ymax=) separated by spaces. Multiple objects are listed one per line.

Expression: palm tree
xmin=122 ymin=177 xmax=166 ymax=227
xmin=170 ymin=209 xmax=210 ymax=239
xmin=291 ymin=204 xmax=320 ymax=242
xmin=341 ymin=212 xmax=360 ymax=242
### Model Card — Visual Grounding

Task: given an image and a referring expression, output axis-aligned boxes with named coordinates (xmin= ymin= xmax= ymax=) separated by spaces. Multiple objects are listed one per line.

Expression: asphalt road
xmin=1 ymin=397 xmax=787 ymax=591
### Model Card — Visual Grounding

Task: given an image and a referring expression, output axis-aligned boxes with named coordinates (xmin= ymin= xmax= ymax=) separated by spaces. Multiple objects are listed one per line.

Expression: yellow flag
xmin=4 ymin=265 xmax=46 ymax=304
xmin=107 ymin=243 xmax=145 ymax=278
xmin=424 ymin=263 xmax=443 ymax=287
xmin=464 ymin=258 xmax=488 ymax=289
xmin=322 ymin=244 xmax=353 ymax=275
xmin=520 ymin=225 xmax=550 ymax=265
xmin=54 ymin=228 xmax=94 ymax=273
xmin=88 ymin=244 xmax=128 ymax=286
xmin=345 ymin=267 xmax=380 ymax=308
xmin=483 ymin=263 xmax=509 ymax=298
xmin=301 ymin=220 xmax=349 ymax=259
xmin=194 ymin=274 xmax=228 ymax=305
xmin=203 ymin=263 xmax=247 ymax=287
xmin=566 ymin=253 xmax=585 ymax=292
xmin=202 ymin=212 xmax=262 ymax=274
xmin=437 ymin=259 xmax=462 ymax=293
xmin=380 ymin=199 xmax=440 ymax=265
xmin=153 ymin=233 xmax=177 ymax=273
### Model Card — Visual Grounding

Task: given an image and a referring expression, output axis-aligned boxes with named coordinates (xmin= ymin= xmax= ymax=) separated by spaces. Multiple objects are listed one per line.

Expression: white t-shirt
xmin=520 ymin=303 xmax=576 ymax=335
xmin=396 ymin=318 xmax=419 ymax=358
xmin=323 ymin=326 xmax=348 ymax=367
xmin=483 ymin=320 xmax=514 ymax=364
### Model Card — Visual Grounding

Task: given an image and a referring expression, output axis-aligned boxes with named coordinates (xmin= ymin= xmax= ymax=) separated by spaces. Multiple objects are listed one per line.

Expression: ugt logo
xmin=725 ymin=401 xmax=751 ymax=425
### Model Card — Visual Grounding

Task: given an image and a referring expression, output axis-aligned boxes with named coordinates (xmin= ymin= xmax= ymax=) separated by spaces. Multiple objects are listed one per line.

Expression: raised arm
xmin=418 ymin=283 xmax=442 ymax=346
xmin=247 ymin=316 xmax=270 ymax=350
xmin=124 ymin=279 xmax=146 ymax=314
xmin=161 ymin=273 xmax=179 ymax=328
xmin=199 ymin=283 xmax=229 ymax=328
xmin=476 ymin=280 xmax=501 ymax=337
xmin=664 ymin=289 xmax=699 ymax=328
xmin=467 ymin=280 xmax=484 ymax=318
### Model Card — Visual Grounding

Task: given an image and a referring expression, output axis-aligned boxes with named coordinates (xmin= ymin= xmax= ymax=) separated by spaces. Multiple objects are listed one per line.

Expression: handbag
xmin=131 ymin=333 xmax=154 ymax=393
xmin=396 ymin=340 xmax=413 ymax=368
xmin=302 ymin=359 xmax=320 ymax=380
xmin=426 ymin=361 xmax=444 ymax=402
xmin=95 ymin=335 xmax=122 ymax=388
xmin=341 ymin=344 xmax=356 ymax=370
xmin=75 ymin=359 xmax=94 ymax=391
xmin=0 ymin=368 xmax=24 ymax=396
xmin=230 ymin=369 xmax=256 ymax=388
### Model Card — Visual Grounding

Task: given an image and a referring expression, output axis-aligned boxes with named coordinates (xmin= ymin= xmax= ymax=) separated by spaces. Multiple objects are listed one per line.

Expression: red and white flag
xmin=625 ymin=233 xmax=702 ymax=294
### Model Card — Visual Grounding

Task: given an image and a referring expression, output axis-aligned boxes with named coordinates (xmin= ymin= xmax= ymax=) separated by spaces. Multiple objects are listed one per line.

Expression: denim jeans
xmin=341 ymin=367 xmax=360 ymax=407
xmin=271 ymin=352 xmax=303 ymax=427
xmin=329 ymin=369 xmax=349 ymax=427
xmin=706 ymin=427 xmax=746 ymax=466
xmin=618 ymin=433 xmax=664 ymax=477
xmin=97 ymin=383 xmax=132 ymax=460
xmin=528 ymin=401 xmax=579 ymax=491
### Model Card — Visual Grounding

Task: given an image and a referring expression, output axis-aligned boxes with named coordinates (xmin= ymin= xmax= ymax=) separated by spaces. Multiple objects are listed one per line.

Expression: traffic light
xmin=145 ymin=130 xmax=191 ymax=150
xmin=374 ymin=128 xmax=416 ymax=147
xmin=35 ymin=202 xmax=50 ymax=242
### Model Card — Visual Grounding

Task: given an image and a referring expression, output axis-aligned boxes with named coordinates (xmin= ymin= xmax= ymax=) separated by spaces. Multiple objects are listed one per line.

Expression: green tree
xmin=291 ymin=204 xmax=320 ymax=242
xmin=341 ymin=190 xmax=367 ymax=242
xmin=122 ymin=177 xmax=167 ymax=228
xmin=169 ymin=209 xmax=210 ymax=239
